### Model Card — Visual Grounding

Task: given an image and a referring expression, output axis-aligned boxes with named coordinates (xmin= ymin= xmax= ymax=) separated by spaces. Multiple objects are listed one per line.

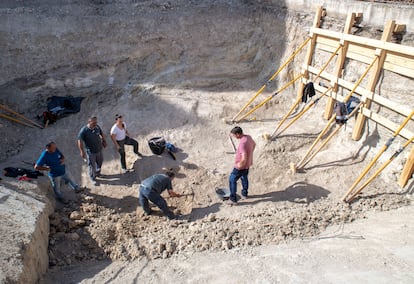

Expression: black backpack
xmin=148 ymin=137 xmax=166 ymax=155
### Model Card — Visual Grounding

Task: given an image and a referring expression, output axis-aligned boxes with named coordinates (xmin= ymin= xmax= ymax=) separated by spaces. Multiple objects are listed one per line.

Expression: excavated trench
xmin=0 ymin=1 xmax=413 ymax=283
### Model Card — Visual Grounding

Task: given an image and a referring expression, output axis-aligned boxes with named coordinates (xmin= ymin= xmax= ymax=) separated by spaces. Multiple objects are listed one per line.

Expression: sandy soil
xmin=42 ymin=205 xmax=414 ymax=283
xmin=0 ymin=1 xmax=413 ymax=283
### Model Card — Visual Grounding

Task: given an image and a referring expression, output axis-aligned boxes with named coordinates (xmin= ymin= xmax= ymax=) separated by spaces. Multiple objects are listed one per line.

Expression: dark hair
xmin=230 ymin=126 xmax=243 ymax=135
xmin=115 ymin=114 xmax=122 ymax=120
xmin=165 ymin=171 xmax=175 ymax=178
xmin=88 ymin=116 xmax=97 ymax=122
xmin=45 ymin=141 xmax=55 ymax=148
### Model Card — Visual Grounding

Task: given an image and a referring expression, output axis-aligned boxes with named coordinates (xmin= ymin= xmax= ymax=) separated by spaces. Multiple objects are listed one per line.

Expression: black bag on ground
xmin=148 ymin=137 xmax=166 ymax=155
xmin=3 ymin=167 xmax=44 ymax=178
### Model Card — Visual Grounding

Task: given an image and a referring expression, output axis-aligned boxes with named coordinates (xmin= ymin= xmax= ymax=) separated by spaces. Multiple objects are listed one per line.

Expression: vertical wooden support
xmin=352 ymin=20 xmax=396 ymax=141
xmin=398 ymin=144 xmax=414 ymax=187
xmin=297 ymin=6 xmax=324 ymax=102
xmin=324 ymin=12 xmax=356 ymax=119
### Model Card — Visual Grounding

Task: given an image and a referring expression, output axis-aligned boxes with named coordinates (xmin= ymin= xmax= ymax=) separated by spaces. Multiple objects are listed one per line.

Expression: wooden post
xmin=352 ymin=20 xmax=396 ymax=141
xmin=398 ymin=144 xmax=414 ymax=188
xmin=298 ymin=6 xmax=324 ymax=107
xmin=324 ymin=12 xmax=356 ymax=119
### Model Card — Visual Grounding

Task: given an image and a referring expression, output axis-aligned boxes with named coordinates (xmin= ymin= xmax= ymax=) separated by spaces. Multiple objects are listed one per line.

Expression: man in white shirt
xmin=110 ymin=114 xmax=141 ymax=173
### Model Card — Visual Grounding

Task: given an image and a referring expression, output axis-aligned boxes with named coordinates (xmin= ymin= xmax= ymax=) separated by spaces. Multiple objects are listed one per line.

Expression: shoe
xmin=121 ymin=168 xmax=128 ymax=174
xmin=136 ymin=152 xmax=143 ymax=157
xmin=144 ymin=210 xmax=153 ymax=216
xmin=91 ymin=179 xmax=98 ymax=186
xmin=225 ymin=199 xmax=237 ymax=206
xmin=96 ymin=171 xmax=102 ymax=177
xmin=241 ymin=195 xmax=248 ymax=200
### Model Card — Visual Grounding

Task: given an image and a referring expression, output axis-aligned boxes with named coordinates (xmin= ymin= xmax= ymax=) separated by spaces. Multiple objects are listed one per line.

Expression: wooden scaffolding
xmin=232 ymin=6 xmax=414 ymax=201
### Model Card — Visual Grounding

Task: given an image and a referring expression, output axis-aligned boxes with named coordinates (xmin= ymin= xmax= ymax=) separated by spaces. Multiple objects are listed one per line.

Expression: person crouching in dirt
xmin=227 ymin=126 xmax=256 ymax=205
xmin=110 ymin=114 xmax=142 ymax=174
xmin=34 ymin=142 xmax=82 ymax=204
xmin=138 ymin=171 xmax=181 ymax=220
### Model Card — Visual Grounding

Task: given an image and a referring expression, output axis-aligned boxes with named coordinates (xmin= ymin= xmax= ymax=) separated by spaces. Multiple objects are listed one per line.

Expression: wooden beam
xmin=398 ymin=144 xmax=414 ymax=188
xmin=307 ymin=64 xmax=413 ymax=118
xmin=360 ymin=108 xmax=414 ymax=140
xmin=316 ymin=36 xmax=414 ymax=78
xmin=295 ymin=6 xmax=324 ymax=107
xmin=311 ymin=27 xmax=414 ymax=57
xmin=352 ymin=20 xmax=396 ymax=141
xmin=324 ymin=12 xmax=356 ymax=119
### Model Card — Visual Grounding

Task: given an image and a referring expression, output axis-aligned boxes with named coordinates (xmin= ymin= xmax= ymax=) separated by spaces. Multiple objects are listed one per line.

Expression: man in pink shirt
xmin=228 ymin=126 xmax=256 ymax=205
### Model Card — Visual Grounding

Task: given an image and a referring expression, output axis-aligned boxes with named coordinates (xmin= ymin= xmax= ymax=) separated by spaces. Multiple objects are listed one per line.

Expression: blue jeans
xmin=139 ymin=185 xmax=174 ymax=219
xmin=48 ymin=172 xmax=79 ymax=199
xmin=117 ymin=136 xmax=139 ymax=170
xmin=229 ymin=168 xmax=249 ymax=202
xmin=86 ymin=150 xmax=103 ymax=180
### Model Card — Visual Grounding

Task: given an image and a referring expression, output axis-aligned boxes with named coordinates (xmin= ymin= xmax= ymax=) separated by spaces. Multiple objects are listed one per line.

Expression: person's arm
xmin=168 ymin=189 xmax=181 ymax=197
xmin=98 ymin=126 xmax=107 ymax=148
xmin=34 ymin=164 xmax=50 ymax=171
xmin=77 ymin=139 xmax=86 ymax=159
xmin=237 ymin=152 xmax=247 ymax=169
xmin=100 ymin=132 xmax=107 ymax=148
xmin=110 ymin=133 xmax=120 ymax=150
xmin=34 ymin=154 xmax=50 ymax=171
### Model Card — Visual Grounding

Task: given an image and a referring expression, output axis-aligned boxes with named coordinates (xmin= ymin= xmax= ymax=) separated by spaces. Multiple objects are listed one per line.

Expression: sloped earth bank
xmin=0 ymin=0 xmax=413 ymax=283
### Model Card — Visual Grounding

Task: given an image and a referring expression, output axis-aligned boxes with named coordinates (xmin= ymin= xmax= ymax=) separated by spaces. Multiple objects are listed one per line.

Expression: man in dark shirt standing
xmin=77 ymin=116 xmax=107 ymax=185
xmin=138 ymin=171 xmax=181 ymax=219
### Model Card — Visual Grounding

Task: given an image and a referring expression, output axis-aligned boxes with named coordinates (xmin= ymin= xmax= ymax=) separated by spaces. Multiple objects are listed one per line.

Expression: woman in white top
xmin=110 ymin=114 xmax=141 ymax=173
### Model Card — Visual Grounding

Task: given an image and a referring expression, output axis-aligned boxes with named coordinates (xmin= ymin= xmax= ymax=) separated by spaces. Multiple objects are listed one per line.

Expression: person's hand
xmin=60 ymin=158 xmax=65 ymax=165
xmin=170 ymin=191 xmax=181 ymax=198
xmin=102 ymin=140 xmax=107 ymax=148
xmin=80 ymin=151 xmax=86 ymax=159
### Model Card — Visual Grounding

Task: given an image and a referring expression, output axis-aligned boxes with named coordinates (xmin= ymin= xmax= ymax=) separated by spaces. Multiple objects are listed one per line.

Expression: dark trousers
xmin=139 ymin=186 xmax=175 ymax=219
xmin=229 ymin=168 xmax=249 ymax=202
xmin=117 ymin=136 xmax=139 ymax=169
xmin=86 ymin=150 xmax=103 ymax=180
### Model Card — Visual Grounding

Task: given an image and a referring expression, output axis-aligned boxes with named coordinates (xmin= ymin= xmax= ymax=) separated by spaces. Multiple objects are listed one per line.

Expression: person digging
xmin=138 ymin=171 xmax=181 ymax=220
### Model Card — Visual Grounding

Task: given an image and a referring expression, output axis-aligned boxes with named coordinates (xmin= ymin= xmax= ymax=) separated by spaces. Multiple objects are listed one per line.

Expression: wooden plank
xmin=352 ymin=20 xmax=396 ymax=141
xmin=398 ymin=144 xmax=414 ymax=188
xmin=360 ymin=107 xmax=414 ymax=140
xmin=324 ymin=12 xmax=356 ymax=120
xmin=296 ymin=6 xmax=324 ymax=107
xmin=384 ymin=52 xmax=414 ymax=78
xmin=311 ymin=27 xmax=414 ymax=57
xmin=317 ymin=36 xmax=414 ymax=78
xmin=307 ymin=65 xmax=413 ymax=118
